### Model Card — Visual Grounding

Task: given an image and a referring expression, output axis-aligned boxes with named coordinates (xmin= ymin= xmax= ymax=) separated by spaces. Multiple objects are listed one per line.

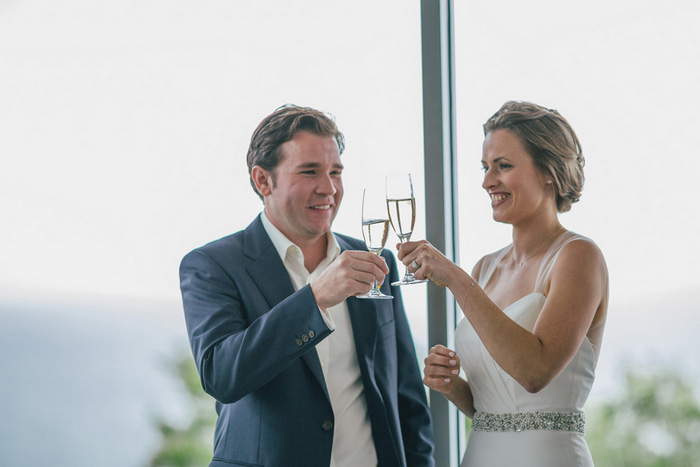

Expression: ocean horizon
xmin=1 ymin=290 xmax=698 ymax=466
xmin=0 ymin=296 xmax=191 ymax=467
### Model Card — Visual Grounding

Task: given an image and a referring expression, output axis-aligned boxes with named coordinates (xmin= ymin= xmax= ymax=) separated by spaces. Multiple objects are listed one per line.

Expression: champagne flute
xmin=357 ymin=187 xmax=393 ymax=300
xmin=386 ymin=173 xmax=428 ymax=286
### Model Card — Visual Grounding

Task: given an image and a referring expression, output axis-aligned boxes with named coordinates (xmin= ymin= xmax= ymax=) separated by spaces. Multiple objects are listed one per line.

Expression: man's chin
xmin=308 ymin=211 xmax=336 ymax=227
xmin=311 ymin=223 xmax=333 ymax=236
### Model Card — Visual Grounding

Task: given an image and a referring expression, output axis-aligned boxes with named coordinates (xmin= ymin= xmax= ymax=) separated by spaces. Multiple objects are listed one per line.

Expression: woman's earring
xmin=546 ymin=180 xmax=553 ymax=184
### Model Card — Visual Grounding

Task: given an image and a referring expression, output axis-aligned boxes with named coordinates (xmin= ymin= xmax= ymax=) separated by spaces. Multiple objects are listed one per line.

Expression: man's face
xmin=260 ymin=131 xmax=344 ymax=246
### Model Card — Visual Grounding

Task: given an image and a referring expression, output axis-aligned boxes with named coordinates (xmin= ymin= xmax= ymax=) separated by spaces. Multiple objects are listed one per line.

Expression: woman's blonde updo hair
xmin=483 ymin=101 xmax=585 ymax=213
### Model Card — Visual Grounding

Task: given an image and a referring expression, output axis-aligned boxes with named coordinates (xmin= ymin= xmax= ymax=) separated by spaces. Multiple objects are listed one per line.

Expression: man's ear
xmin=251 ymin=166 xmax=273 ymax=197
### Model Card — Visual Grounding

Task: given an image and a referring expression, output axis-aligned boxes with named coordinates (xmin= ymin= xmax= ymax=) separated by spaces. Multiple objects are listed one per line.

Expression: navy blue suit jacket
xmin=179 ymin=216 xmax=434 ymax=467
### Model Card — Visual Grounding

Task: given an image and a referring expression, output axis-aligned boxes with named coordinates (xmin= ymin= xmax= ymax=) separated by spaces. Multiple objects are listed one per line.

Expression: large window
xmin=454 ymin=0 xmax=700 ymax=397
xmin=453 ymin=0 xmax=700 ymax=463
xmin=4 ymin=1 xmax=697 ymax=464
xmin=0 ymin=2 xmax=428 ymax=465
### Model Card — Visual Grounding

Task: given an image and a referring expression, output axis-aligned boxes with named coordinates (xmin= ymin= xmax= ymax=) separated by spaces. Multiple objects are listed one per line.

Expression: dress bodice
xmin=454 ymin=231 xmax=606 ymax=415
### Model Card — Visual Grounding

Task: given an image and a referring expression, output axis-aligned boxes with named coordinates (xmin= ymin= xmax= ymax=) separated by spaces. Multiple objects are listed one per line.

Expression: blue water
xmin=1 ymin=291 xmax=698 ymax=466
xmin=0 ymin=297 xmax=192 ymax=467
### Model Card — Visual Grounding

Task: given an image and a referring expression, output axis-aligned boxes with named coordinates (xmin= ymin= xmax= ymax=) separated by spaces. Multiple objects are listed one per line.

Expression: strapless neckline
xmin=500 ymin=292 xmax=543 ymax=313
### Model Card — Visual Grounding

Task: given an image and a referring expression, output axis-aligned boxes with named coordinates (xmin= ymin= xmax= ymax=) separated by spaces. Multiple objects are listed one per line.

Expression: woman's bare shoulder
xmin=471 ymin=244 xmax=512 ymax=278
xmin=552 ymin=233 xmax=608 ymax=282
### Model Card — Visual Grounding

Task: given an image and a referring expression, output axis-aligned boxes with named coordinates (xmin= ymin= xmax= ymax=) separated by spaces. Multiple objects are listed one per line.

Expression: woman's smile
xmin=489 ymin=192 xmax=511 ymax=206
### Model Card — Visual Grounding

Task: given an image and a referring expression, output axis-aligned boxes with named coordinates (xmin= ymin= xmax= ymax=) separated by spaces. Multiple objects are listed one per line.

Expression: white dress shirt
xmin=261 ymin=212 xmax=378 ymax=467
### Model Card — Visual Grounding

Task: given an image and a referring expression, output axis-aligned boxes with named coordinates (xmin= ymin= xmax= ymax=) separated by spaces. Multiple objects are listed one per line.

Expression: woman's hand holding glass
xmin=385 ymin=173 xmax=428 ymax=286
xmin=396 ymin=239 xmax=461 ymax=288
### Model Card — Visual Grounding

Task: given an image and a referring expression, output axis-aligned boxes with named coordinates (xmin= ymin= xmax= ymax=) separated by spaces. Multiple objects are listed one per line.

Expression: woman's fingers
xmin=396 ymin=240 xmax=431 ymax=262
xmin=423 ymin=345 xmax=460 ymax=387
xmin=397 ymin=242 xmax=455 ymax=287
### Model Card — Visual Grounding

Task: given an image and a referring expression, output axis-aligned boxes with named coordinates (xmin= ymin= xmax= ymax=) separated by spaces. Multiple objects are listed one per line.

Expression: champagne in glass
xmin=386 ymin=197 xmax=416 ymax=242
xmin=386 ymin=173 xmax=428 ymax=286
xmin=362 ymin=219 xmax=390 ymax=255
xmin=357 ymin=187 xmax=393 ymax=299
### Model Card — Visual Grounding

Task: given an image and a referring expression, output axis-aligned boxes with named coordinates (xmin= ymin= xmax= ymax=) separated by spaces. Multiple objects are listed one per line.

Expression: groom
xmin=179 ymin=104 xmax=434 ymax=467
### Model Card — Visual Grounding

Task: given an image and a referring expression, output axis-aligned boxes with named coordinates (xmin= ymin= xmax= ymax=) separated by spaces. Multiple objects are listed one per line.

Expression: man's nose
xmin=316 ymin=173 xmax=337 ymax=195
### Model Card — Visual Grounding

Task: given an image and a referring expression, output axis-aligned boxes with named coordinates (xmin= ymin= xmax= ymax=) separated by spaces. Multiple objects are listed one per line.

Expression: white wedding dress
xmin=455 ymin=231 xmax=606 ymax=466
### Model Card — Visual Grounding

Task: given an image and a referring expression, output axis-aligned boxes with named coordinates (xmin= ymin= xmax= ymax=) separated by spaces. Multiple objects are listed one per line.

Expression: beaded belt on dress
xmin=472 ymin=411 xmax=585 ymax=434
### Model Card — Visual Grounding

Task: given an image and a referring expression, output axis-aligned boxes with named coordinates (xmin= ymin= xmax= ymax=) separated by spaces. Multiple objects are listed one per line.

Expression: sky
xmin=1 ymin=0 xmax=699 ymax=387
xmin=0 ymin=0 xmax=426 ymax=303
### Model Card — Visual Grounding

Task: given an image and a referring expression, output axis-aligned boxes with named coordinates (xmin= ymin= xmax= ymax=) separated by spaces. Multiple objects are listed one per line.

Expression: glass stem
xmin=400 ymin=238 xmax=412 ymax=281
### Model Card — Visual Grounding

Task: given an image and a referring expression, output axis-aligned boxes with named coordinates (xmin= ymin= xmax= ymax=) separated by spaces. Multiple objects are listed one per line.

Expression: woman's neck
xmin=510 ymin=216 xmax=563 ymax=267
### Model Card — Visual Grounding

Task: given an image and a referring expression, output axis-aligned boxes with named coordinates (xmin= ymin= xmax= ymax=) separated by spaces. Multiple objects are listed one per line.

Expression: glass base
xmin=391 ymin=278 xmax=429 ymax=286
xmin=392 ymin=272 xmax=428 ymax=287
xmin=356 ymin=290 xmax=394 ymax=299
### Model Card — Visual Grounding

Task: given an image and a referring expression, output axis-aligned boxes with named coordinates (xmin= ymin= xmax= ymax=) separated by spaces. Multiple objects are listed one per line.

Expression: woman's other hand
xmin=423 ymin=345 xmax=461 ymax=395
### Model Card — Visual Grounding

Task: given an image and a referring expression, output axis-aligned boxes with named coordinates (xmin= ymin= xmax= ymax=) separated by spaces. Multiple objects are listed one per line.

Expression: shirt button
xmin=302 ymin=334 xmax=310 ymax=343
xmin=308 ymin=330 xmax=316 ymax=339
xmin=295 ymin=338 xmax=303 ymax=347
xmin=322 ymin=420 xmax=333 ymax=431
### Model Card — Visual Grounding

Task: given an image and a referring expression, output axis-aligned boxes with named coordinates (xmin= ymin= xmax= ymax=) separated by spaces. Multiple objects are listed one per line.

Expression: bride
xmin=398 ymin=101 xmax=608 ymax=466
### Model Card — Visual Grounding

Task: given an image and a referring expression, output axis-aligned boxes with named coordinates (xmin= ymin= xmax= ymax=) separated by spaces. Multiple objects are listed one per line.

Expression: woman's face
xmin=481 ymin=129 xmax=555 ymax=226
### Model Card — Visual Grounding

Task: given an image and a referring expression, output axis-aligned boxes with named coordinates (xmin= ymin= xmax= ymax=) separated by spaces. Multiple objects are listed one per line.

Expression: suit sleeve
xmin=383 ymin=251 xmax=436 ymax=466
xmin=179 ymin=248 xmax=332 ymax=404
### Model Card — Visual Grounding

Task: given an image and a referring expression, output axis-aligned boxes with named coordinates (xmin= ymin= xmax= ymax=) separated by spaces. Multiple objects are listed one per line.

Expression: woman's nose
xmin=482 ymin=169 xmax=496 ymax=190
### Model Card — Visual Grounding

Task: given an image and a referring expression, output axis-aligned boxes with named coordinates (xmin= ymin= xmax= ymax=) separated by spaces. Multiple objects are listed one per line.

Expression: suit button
xmin=322 ymin=420 xmax=333 ymax=431
xmin=295 ymin=338 xmax=303 ymax=347
xmin=308 ymin=330 xmax=316 ymax=339
xmin=302 ymin=334 xmax=310 ymax=343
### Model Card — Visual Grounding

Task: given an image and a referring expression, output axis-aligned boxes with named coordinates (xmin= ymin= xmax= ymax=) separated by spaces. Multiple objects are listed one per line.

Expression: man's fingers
xmin=332 ymin=254 xmax=388 ymax=289
xmin=313 ymin=250 xmax=393 ymax=309
xmin=349 ymin=269 xmax=384 ymax=287
xmin=339 ymin=251 xmax=390 ymax=279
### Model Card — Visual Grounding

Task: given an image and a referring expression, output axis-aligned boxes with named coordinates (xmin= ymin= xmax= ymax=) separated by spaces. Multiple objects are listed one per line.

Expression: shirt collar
xmin=260 ymin=211 xmax=341 ymax=268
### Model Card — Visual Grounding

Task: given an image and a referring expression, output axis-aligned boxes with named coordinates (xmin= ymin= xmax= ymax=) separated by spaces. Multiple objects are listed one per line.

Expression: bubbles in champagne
xmin=362 ymin=219 xmax=389 ymax=253
xmin=386 ymin=198 xmax=416 ymax=242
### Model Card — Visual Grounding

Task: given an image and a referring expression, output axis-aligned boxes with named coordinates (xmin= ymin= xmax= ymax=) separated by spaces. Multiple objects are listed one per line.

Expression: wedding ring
xmin=411 ymin=260 xmax=420 ymax=269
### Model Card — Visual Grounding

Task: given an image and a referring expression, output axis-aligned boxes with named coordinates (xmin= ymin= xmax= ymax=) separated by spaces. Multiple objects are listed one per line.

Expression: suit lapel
xmin=243 ymin=216 xmax=296 ymax=311
xmin=347 ymin=296 xmax=378 ymax=369
xmin=336 ymin=235 xmax=379 ymax=374
xmin=243 ymin=216 xmax=328 ymax=395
